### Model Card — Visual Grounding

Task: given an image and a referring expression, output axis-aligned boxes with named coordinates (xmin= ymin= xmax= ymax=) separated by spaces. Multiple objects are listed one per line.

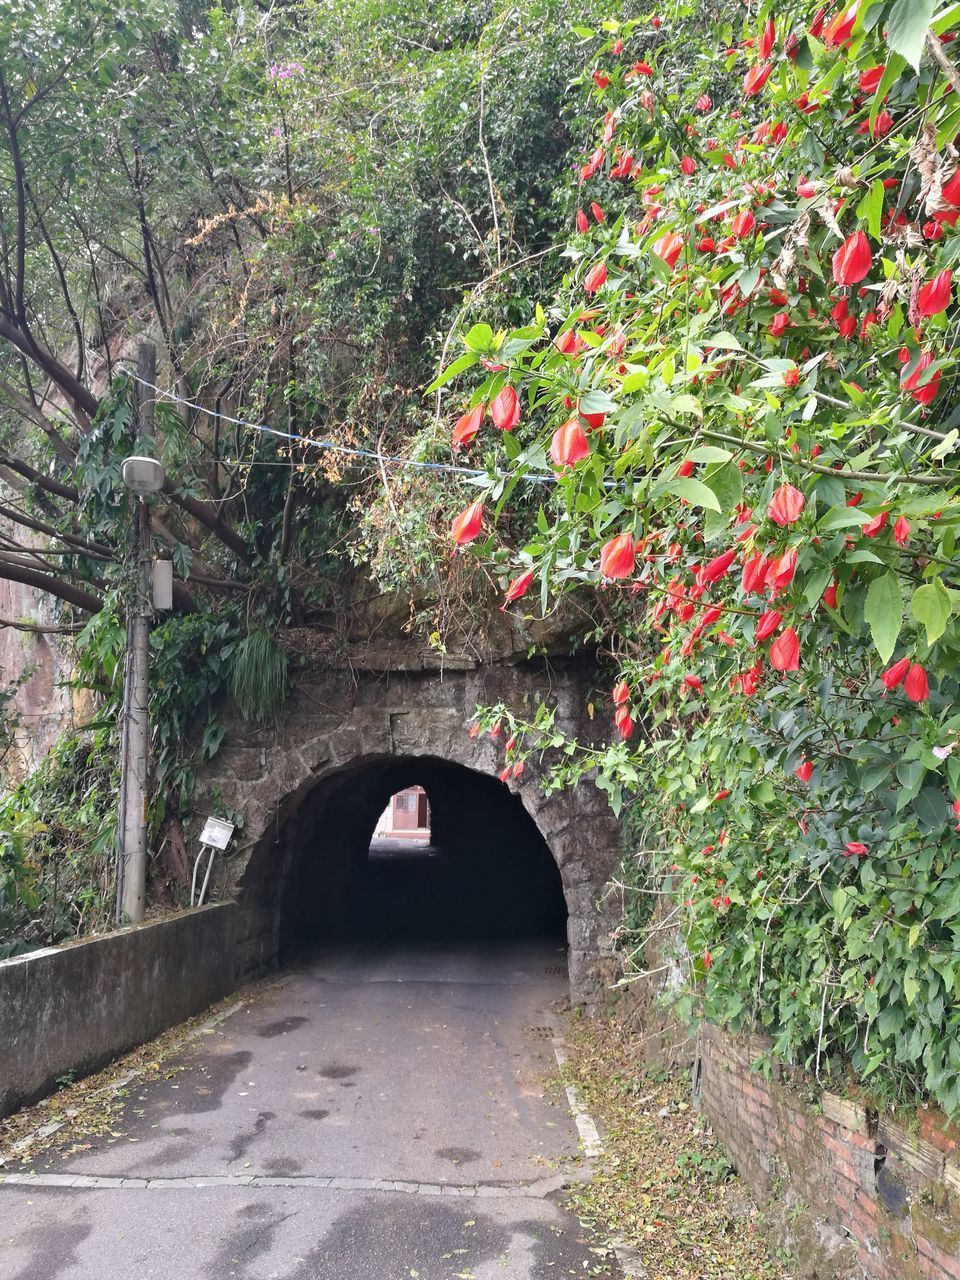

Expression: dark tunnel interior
xmin=278 ymin=755 xmax=567 ymax=953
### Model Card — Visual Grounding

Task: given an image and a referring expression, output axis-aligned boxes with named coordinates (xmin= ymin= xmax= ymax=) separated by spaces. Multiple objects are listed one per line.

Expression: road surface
xmin=0 ymin=939 xmax=617 ymax=1279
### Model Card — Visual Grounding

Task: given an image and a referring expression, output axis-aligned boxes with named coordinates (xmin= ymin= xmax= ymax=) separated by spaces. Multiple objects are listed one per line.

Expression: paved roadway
xmin=0 ymin=939 xmax=617 ymax=1280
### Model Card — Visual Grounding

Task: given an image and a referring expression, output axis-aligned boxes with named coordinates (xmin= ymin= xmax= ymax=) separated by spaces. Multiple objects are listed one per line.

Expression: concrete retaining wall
xmin=0 ymin=903 xmax=237 ymax=1118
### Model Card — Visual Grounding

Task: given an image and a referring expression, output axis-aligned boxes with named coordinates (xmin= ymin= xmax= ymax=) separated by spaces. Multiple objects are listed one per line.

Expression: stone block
xmin=822 ymin=1092 xmax=870 ymax=1135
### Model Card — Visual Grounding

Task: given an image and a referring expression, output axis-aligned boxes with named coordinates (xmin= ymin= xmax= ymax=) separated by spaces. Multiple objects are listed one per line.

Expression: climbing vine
xmin=438 ymin=1 xmax=960 ymax=1116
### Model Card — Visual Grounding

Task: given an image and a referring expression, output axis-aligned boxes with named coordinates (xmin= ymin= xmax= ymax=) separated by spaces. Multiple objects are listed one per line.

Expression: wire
xmin=126 ymin=373 xmax=559 ymax=486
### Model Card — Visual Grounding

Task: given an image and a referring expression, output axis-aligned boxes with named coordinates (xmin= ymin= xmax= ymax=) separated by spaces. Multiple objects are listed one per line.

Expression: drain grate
xmin=544 ymin=965 xmax=566 ymax=975
xmin=527 ymin=1025 xmax=556 ymax=1040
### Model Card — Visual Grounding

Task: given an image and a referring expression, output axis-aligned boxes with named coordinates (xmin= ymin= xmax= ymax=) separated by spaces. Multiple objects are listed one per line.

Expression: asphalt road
xmin=0 ymin=939 xmax=617 ymax=1280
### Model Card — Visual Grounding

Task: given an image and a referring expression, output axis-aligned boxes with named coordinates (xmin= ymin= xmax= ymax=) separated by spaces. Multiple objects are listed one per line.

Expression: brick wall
xmin=697 ymin=1024 xmax=960 ymax=1280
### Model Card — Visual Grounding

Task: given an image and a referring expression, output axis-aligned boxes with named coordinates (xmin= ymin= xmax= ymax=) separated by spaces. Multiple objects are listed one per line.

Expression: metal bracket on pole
xmin=190 ymin=817 xmax=236 ymax=908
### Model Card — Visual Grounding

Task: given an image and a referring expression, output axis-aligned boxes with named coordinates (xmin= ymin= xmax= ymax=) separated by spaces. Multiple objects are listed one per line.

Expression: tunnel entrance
xmin=277 ymin=755 xmax=567 ymax=954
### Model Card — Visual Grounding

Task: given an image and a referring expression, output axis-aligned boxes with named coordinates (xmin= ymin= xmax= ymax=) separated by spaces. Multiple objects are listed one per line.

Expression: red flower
xmin=770 ymin=312 xmax=790 ymax=337
xmin=579 ymin=405 xmax=606 ymax=430
xmin=862 ymin=510 xmax=888 ymax=538
xmin=870 ymin=110 xmax=894 ymax=138
xmin=942 ymin=169 xmax=960 ymax=206
xmin=742 ymin=552 xmax=769 ymax=595
xmin=917 ymin=270 xmax=952 ymax=318
xmin=881 ymin=657 xmax=910 ymax=690
xmin=823 ymin=581 xmax=839 ymax=609
xmin=901 ymin=350 xmax=940 ymax=405
xmin=743 ymin=62 xmax=772 ymax=96
xmin=500 ymin=569 xmax=534 ymax=610
xmin=612 ymin=679 xmax=629 ymax=706
xmin=554 ymin=329 xmax=584 ymax=357
xmin=451 ymin=500 xmax=484 ymax=545
xmin=683 ymin=674 xmax=703 ymax=692
xmin=766 ymin=548 xmax=797 ymax=595
xmin=677 ymin=458 xmax=695 ymax=477
xmin=631 ymin=60 xmax=653 ymax=76
xmin=599 ymin=533 xmax=636 ymax=579
xmin=581 ymin=147 xmax=605 ymax=180
xmin=652 ymin=231 xmax=684 ymax=267
xmin=832 ymin=231 xmax=872 ymax=286
xmin=696 ymin=93 xmax=712 ymax=112
xmin=759 ymin=16 xmax=775 ymax=59
xmin=490 ymin=385 xmax=520 ymax=431
xmin=703 ymin=950 xmax=713 ymax=969
xmin=904 ymin=663 xmax=930 ymax=703
xmin=844 ymin=841 xmax=869 ymax=857
xmin=614 ymin=704 xmax=634 ymax=740
xmin=584 ymin=261 xmax=608 ymax=293
xmin=452 ymin=404 xmax=484 ymax=449
xmin=893 ymin=515 xmax=910 ymax=546
xmin=782 ymin=367 xmax=800 ymax=388
xmin=767 ymin=482 xmax=805 ymax=526
xmin=824 ymin=1 xmax=859 ymax=46
xmin=697 ymin=236 xmax=716 ymax=253
xmin=796 ymin=759 xmax=813 ymax=783
xmin=714 ymin=789 xmax=730 ymax=802
xmin=681 ymin=156 xmax=696 ymax=176
xmin=592 ymin=70 xmax=610 ymax=89
xmin=859 ymin=64 xmax=885 ymax=93
xmin=730 ymin=209 xmax=756 ymax=238
xmin=796 ymin=179 xmax=816 ymax=198
xmin=591 ymin=201 xmax=605 ymax=223
xmin=576 ymin=208 xmax=589 ymax=233
xmin=550 ymin=419 xmax=589 ymax=468
xmin=755 ymin=609 xmax=782 ymax=642
xmin=700 ymin=548 xmax=738 ymax=584
xmin=769 ymin=626 xmax=800 ymax=671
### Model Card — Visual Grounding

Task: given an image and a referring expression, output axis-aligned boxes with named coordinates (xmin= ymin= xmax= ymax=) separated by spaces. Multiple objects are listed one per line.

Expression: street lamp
xmin=116 ymin=451 xmax=165 ymax=924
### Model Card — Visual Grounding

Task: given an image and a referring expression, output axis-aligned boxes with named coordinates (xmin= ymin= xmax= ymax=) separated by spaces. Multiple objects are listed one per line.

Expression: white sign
xmin=199 ymin=817 xmax=235 ymax=850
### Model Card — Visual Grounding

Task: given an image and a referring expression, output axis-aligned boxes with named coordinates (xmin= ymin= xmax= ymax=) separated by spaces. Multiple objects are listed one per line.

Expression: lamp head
xmin=121 ymin=456 xmax=165 ymax=495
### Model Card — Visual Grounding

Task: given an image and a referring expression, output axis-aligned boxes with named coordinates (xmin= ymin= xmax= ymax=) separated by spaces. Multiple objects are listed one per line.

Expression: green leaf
xmin=706 ymin=331 xmax=743 ymax=351
xmin=578 ymin=389 xmax=618 ymax=414
xmin=462 ymin=323 xmax=494 ymax=353
xmin=912 ymin=579 xmax=952 ymax=646
xmin=819 ymin=506 xmax=872 ymax=531
xmin=688 ymin=446 xmax=732 ymax=462
xmin=702 ymin=460 xmax=743 ymax=512
xmin=913 ymin=786 xmax=949 ymax=832
xmin=868 ymin=54 xmax=907 ymax=132
xmin=864 ymin=571 xmax=903 ymax=663
xmin=803 ymin=565 xmax=834 ymax=609
xmin=886 ymin=0 xmax=935 ymax=69
xmin=856 ymin=180 xmax=885 ymax=241
xmin=424 ymin=352 xmax=479 ymax=392
xmin=904 ymin=969 xmax=921 ymax=1006
xmin=662 ymin=478 xmax=721 ymax=512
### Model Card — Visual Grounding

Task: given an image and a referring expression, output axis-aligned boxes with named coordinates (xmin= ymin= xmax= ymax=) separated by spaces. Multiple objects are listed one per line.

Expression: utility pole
xmin=116 ymin=343 xmax=162 ymax=924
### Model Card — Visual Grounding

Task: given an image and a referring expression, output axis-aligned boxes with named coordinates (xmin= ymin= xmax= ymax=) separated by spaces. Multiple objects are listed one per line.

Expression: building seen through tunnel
xmin=276 ymin=756 xmax=568 ymax=954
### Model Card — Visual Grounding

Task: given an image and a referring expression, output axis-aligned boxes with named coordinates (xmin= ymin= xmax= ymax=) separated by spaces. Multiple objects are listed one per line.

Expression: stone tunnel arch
xmin=202 ymin=659 xmax=621 ymax=1005
xmin=273 ymin=755 xmax=568 ymax=952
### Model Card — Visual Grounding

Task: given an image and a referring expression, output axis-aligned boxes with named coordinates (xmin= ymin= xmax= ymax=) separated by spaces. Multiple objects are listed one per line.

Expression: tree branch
xmin=0 ymin=556 xmax=102 ymax=612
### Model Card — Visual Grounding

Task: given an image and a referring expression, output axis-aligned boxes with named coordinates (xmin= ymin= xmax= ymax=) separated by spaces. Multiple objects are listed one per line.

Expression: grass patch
xmin=559 ymin=1012 xmax=793 ymax=1279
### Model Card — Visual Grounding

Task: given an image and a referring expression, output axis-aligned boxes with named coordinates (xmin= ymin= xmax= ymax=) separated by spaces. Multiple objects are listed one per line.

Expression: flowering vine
xmin=433 ymin=0 xmax=960 ymax=1115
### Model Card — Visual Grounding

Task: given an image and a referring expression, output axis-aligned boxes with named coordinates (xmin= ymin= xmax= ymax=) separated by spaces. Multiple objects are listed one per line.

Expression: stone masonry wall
xmin=697 ymin=1024 xmax=960 ymax=1280
xmin=195 ymin=652 xmax=621 ymax=1007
